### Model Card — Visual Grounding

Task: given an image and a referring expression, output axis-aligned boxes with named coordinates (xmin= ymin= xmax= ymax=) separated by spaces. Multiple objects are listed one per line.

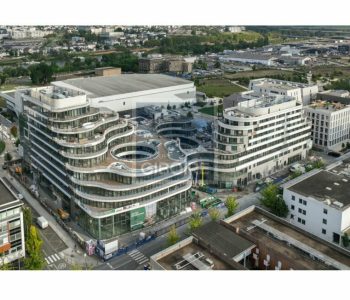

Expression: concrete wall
xmin=283 ymin=188 xmax=344 ymax=244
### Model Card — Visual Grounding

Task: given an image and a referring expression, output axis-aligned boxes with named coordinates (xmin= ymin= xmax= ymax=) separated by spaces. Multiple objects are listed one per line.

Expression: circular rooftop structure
xmin=111 ymin=141 xmax=158 ymax=162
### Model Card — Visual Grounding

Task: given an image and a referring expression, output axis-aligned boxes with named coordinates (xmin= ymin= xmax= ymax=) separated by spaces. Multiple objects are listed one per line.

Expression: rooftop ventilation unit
xmin=342 ymin=179 xmax=348 ymax=182
xmin=333 ymin=201 xmax=344 ymax=208
xmin=326 ymin=187 xmax=332 ymax=191
xmin=334 ymin=182 xmax=340 ymax=186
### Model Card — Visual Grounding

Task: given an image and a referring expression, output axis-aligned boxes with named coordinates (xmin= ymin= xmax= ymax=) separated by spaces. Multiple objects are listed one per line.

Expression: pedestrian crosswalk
xmin=45 ymin=253 xmax=62 ymax=265
xmin=128 ymin=249 xmax=149 ymax=265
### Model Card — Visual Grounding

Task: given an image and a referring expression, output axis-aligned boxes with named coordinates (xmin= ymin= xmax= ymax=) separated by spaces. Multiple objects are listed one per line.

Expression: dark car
xmin=327 ymin=151 xmax=341 ymax=158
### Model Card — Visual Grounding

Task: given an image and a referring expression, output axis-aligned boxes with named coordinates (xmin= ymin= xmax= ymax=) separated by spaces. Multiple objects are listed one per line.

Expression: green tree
xmin=24 ymin=225 xmax=45 ymax=270
xmin=214 ymin=61 xmax=221 ymax=68
xmin=167 ymin=225 xmax=180 ymax=246
xmin=260 ymin=184 xmax=289 ymax=218
xmin=208 ymin=207 xmax=220 ymax=221
xmin=29 ymin=63 xmax=54 ymax=84
xmin=4 ymin=152 xmax=12 ymax=162
xmin=10 ymin=125 xmax=18 ymax=138
xmin=225 ymin=196 xmax=239 ymax=217
xmin=187 ymin=111 xmax=193 ymax=118
xmin=189 ymin=211 xmax=203 ymax=231
xmin=312 ymin=159 xmax=324 ymax=169
xmin=342 ymin=233 xmax=350 ymax=248
xmin=23 ymin=207 xmax=33 ymax=239
xmin=15 ymin=138 xmax=20 ymax=148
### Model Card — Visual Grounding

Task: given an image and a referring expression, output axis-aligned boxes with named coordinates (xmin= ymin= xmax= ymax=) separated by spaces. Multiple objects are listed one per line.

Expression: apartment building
xmin=0 ymin=178 xmax=25 ymax=266
xmin=139 ymin=56 xmax=193 ymax=74
xmin=283 ymin=163 xmax=350 ymax=245
xmin=249 ymin=78 xmax=319 ymax=106
xmin=305 ymin=100 xmax=350 ymax=151
xmin=212 ymin=92 xmax=312 ymax=188
xmin=21 ymin=85 xmax=192 ymax=240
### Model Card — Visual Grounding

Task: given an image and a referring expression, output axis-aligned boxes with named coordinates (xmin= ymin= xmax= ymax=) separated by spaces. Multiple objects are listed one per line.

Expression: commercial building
xmin=53 ymin=74 xmax=196 ymax=114
xmin=0 ymin=178 xmax=25 ymax=266
xmin=305 ymin=100 xmax=350 ymax=151
xmin=151 ymin=206 xmax=350 ymax=270
xmin=283 ymin=162 xmax=350 ymax=245
xmin=219 ymin=52 xmax=277 ymax=66
xmin=139 ymin=56 xmax=193 ymax=74
xmin=21 ymin=85 xmax=192 ymax=240
xmin=210 ymin=92 xmax=312 ymax=187
xmin=249 ymin=78 xmax=319 ymax=106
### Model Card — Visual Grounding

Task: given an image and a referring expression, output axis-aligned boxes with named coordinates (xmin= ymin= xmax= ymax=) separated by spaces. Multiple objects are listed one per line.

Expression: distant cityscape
xmin=1 ymin=25 xmax=350 ymax=271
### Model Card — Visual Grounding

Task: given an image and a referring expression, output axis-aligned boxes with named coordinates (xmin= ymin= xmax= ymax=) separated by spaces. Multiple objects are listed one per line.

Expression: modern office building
xmin=305 ymin=100 xmax=350 ymax=151
xmin=211 ymin=92 xmax=312 ymax=188
xmin=283 ymin=162 xmax=350 ymax=245
xmin=0 ymin=178 xmax=25 ymax=266
xmin=249 ymin=78 xmax=319 ymax=106
xmin=21 ymin=84 xmax=192 ymax=240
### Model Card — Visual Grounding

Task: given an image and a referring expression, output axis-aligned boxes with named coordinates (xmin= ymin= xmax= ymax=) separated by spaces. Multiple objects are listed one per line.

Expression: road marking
xmin=54 ymin=253 xmax=60 ymax=260
xmin=128 ymin=249 xmax=149 ymax=264
xmin=107 ymin=262 xmax=113 ymax=269
xmin=139 ymin=258 xmax=149 ymax=265
xmin=47 ymin=256 xmax=54 ymax=263
xmin=45 ymin=258 xmax=50 ymax=264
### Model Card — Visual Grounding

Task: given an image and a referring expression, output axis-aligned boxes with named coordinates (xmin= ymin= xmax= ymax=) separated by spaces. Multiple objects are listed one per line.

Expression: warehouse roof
xmin=55 ymin=74 xmax=193 ymax=98
xmin=193 ymin=222 xmax=255 ymax=260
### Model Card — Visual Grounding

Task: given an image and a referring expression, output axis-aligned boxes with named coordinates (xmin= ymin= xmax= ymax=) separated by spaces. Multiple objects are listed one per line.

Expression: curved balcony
xmin=70 ymin=167 xmax=188 ymax=191
xmin=75 ymin=180 xmax=192 ymax=218
xmin=74 ymin=173 xmax=191 ymax=203
xmin=49 ymin=114 xmax=119 ymax=134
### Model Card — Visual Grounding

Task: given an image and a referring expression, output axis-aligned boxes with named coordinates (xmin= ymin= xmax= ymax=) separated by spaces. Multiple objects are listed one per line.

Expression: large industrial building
xmin=0 ymin=73 xmax=196 ymax=118
xmin=52 ymin=74 xmax=196 ymax=114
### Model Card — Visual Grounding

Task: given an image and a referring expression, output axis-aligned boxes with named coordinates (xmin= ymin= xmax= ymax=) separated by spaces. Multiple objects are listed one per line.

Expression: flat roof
xmin=288 ymin=170 xmax=350 ymax=210
xmin=229 ymin=209 xmax=350 ymax=269
xmin=56 ymin=74 xmax=193 ymax=98
xmin=157 ymin=240 xmax=234 ymax=270
xmin=0 ymin=178 xmax=19 ymax=208
xmin=193 ymin=222 xmax=255 ymax=260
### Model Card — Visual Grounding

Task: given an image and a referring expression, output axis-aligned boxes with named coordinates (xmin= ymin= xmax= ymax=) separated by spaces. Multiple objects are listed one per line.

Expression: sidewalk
xmin=2 ymin=171 xmax=100 ymax=268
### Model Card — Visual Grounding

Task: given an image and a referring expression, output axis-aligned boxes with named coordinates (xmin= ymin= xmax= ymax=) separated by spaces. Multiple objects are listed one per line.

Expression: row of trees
xmin=260 ymin=184 xmax=289 ymax=217
xmin=148 ymin=35 xmax=269 ymax=55
xmin=167 ymin=196 xmax=239 ymax=246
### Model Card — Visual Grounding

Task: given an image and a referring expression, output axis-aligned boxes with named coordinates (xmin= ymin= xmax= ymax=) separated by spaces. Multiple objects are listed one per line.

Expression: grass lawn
xmin=199 ymin=104 xmax=223 ymax=116
xmin=196 ymin=79 xmax=245 ymax=98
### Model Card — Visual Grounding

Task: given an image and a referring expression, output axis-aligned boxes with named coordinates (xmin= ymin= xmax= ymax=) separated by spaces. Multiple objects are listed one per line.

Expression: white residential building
xmin=283 ymin=164 xmax=350 ymax=246
xmin=211 ymin=92 xmax=312 ymax=187
xmin=305 ymin=100 xmax=350 ymax=151
xmin=249 ymin=78 xmax=319 ymax=106
xmin=0 ymin=178 xmax=25 ymax=266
